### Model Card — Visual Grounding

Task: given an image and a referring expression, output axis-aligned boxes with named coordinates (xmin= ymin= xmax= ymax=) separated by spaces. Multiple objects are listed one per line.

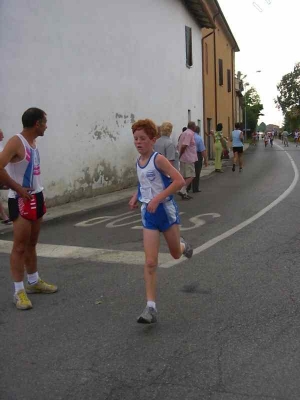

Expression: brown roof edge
xmin=183 ymin=0 xmax=216 ymax=29
xmin=213 ymin=0 xmax=240 ymax=52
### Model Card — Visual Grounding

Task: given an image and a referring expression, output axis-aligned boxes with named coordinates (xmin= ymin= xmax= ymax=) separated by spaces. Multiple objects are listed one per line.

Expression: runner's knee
xmin=145 ymin=259 xmax=158 ymax=272
xmin=12 ymin=242 xmax=27 ymax=256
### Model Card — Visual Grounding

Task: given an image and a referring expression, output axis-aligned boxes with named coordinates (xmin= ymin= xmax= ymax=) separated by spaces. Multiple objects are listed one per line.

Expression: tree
xmin=276 ymin=62 xmax=300 ymax=114
xmin=258 ymin=122 xmax=266 ymax=132
xmin=244 ymin=87 xmax=264 ymax=138
xmin=283 ymin=110 xmax=300 ymax=132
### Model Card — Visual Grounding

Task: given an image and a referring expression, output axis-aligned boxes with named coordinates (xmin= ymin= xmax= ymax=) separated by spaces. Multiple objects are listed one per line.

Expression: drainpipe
xmin=201 ymin=30 xmax=214 ymax=154
xmin=201 ymin=11 xmax=220 ymax=159
xmin=213 ymin=12 xmax=221 ymax=130
xmin=231 ymin=48 xmax=234 ymax=132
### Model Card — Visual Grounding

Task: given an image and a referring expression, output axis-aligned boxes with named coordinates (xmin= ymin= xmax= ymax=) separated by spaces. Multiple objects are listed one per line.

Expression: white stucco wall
xmin=0 ymin=0 xmax=204 ymax=206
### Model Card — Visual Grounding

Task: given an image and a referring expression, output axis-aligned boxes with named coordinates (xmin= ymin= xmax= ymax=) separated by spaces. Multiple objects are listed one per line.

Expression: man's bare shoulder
xmin=0 ymin=135 xmax=24 ymax=163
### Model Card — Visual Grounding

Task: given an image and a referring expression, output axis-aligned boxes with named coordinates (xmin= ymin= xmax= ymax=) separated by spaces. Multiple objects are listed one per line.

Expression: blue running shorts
xmin=141 ymin=200 xmax=180 ymax=232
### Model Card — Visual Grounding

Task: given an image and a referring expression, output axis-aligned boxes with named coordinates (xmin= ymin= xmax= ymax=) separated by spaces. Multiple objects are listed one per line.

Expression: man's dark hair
xmin=195 ymin=126 xmax=200 ymax=134
xmin=235 ymin=123 xmax=240 ymax=129
xmin=216 ymin=123 xmax=223 ymax=131
xmin=182 ymin=127 xmax=187 ymax=132
xmin=22 ymin=108 xmax=46 ymax=128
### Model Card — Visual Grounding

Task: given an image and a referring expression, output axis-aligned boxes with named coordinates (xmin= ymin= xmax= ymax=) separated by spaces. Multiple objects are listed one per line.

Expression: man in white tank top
xmin=0 ymin=108 xmax=58 ymax=310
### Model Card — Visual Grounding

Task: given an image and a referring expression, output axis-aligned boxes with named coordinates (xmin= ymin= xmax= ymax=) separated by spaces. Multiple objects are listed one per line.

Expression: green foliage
xmin=258 ymin=122 xmax=266 ymax=132
xmin=283 ymin=108 xmax=300 ymax=131
xmin=244 ymin=87 xmax=264 ymax=137
xmin=276 ymin=63 xmax=300 ymax=113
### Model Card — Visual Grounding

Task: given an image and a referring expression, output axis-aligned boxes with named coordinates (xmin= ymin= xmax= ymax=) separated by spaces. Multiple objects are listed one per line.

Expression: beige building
xmin=200 ymin=0 xmax=240 ymax=157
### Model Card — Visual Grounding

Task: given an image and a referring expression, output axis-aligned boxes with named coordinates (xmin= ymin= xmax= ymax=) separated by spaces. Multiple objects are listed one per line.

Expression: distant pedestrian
xmin=177 ymin=121 xmax=198 ymax=199
xmin=231 ymin=123 xmax=244 ymax=172
xmin=264 ymin=133 xmax=269 ymax=147
xmin=129 ymin=118 xmax=193 ymax=324
xmin=154 ymin=121 xmax=176 ymax=167
xmin=294 ymin=131 xmax=299 ymax=147
xmin=282 ymin=130 xmax=291 ymax=147
xmin=187 ymin=126 xmax=208 ymax=193
xmin=270 ymin=131 xmax=274 ymax=147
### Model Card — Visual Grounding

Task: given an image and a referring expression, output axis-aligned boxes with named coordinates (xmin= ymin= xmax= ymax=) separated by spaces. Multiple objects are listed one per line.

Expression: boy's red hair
xmin=132 ymin=119 xmax=158 ymax=139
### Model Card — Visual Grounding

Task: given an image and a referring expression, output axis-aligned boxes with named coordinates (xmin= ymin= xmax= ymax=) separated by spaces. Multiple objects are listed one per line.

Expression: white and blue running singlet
xmin=137 ymin=152 xmax=180 ymax=232
xmin=7 ymin=134 xmax=43 ymax=199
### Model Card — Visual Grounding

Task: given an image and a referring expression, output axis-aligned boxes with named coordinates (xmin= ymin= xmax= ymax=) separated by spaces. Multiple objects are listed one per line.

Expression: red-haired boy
xmin=129 ymin=119 xmax=193 ymax=324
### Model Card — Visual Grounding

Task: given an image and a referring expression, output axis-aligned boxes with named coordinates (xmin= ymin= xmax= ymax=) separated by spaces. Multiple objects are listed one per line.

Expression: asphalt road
xmin=1 ymin=139 xmax=300 ymax=400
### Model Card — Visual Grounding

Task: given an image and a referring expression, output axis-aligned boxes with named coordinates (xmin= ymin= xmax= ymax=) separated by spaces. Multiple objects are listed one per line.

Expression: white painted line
xmin=0 ymin=240 xmax=173 ymax=266
xmin=159 ymin=143 xmax=299 ymax=268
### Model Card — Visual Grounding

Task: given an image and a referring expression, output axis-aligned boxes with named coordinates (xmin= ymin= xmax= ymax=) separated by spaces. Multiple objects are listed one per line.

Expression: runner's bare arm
xmin=146 ymin=155 xmax=184 ymax=212
xmin=0 ymin=137 xmax=33 ymax=199
xmin=129 ymin=191 xmax=138 ymax=209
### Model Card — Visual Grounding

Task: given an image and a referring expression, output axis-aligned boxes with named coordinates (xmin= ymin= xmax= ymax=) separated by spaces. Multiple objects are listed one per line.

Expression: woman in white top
xmin=230 ymin=123 xmax=244 ymax=172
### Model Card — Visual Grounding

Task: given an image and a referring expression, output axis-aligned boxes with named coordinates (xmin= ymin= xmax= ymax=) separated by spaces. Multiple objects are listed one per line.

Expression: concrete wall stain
xmin=115 ymin=112 xmax=135 ymax=128
xmin=90 ymin=124 xmax=118 ymax=141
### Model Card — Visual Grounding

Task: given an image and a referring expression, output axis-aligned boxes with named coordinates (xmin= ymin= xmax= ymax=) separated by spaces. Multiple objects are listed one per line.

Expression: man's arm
xmin=165 ymin=143 xmax=176 ymax=166
xmin=179 ymin=144 xmax=187 ymax=159
xmin=0 ymin=137 xmax=32 ymax=199
xmin=179 ymin=132 xmax=192 ymax=159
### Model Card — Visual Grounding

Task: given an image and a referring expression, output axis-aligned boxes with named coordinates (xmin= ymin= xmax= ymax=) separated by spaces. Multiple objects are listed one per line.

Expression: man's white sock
xmin=14 ymin=281 xmax=24 ymax=293
xmin=147 ymin=301 xmax=157 ymax=310
xmin=27 ymin=272 xmax=39 ymax=285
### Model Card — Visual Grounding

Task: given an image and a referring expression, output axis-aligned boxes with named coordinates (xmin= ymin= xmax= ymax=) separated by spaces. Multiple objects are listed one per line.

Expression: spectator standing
xmin=212 ymin=123 xmax=224 ymax=172
xmin=154 ymin=122 xmax=176 ymax=167
xmin=177 ymin=121 xmax=198 ymax=200
xmin=187 ymin=126 xmax=208 ymax=193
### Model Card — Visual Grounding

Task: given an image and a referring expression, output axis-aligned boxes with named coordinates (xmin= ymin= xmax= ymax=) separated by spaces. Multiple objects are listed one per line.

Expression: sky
xmin=217 ymin=0 xmax=299 ymax=126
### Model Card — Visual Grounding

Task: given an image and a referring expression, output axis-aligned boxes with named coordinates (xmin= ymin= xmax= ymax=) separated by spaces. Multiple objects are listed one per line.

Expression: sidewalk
xmin=0 ymin=144 xmax=248 ymax=233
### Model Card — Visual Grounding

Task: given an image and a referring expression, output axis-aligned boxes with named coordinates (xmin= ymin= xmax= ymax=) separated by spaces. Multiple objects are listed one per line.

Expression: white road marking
xmin=159 ymin=144 xmax=299 ymax=268
xmin=0 ymin=240 xmax=173 ymax=266
xmin=76 ymin=210 xmax=221 ymax=231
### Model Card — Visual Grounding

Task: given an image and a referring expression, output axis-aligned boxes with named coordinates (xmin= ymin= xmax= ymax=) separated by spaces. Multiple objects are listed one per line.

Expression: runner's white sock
xmin=147 ymin=301 xmax=156 ymax=310
xmin=14 ymin=281 xmax=24 ymax=293
xmin=27 ymin=272 xmax=39 ymax=285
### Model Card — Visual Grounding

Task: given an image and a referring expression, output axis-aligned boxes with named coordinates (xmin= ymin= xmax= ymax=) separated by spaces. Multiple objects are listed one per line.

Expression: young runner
xmin=129 ymin=119 xmax=193 ymax=324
